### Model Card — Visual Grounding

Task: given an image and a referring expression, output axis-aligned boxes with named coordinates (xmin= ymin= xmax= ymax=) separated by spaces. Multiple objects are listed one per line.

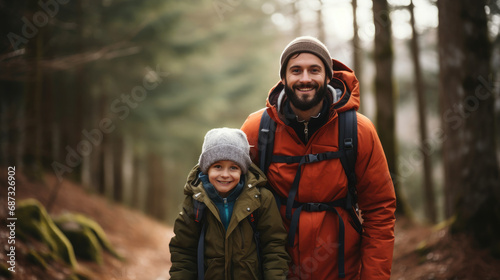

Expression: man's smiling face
xmin=282 ymin=52 xmax=330 ymax=111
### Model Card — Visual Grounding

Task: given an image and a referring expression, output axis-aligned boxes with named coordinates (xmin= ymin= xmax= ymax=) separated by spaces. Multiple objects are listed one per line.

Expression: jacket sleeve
xmin=355 ymin=114 xmax=396 ymax=280
xmin=257 ymin=188 xmax=291 ymax=280
xmin=169 ymin=196 xmax=200 ymax=280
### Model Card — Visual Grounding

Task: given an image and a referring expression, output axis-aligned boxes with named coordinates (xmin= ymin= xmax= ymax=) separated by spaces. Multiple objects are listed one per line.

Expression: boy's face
xmin=207 ymin=160 xmax=242 ymax=197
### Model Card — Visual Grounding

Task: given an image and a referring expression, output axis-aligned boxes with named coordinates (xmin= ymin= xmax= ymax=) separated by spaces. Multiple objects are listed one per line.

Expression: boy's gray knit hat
xmin=280 ymin=36 xmax=333 ymax=79
xmin=198 ymin=127 xmax=252 ymax=174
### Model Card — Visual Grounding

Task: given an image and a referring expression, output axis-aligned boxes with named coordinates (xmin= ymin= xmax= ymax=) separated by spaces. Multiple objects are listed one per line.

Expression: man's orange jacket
xmin=241 ymin=59 xmax=396 ymax=280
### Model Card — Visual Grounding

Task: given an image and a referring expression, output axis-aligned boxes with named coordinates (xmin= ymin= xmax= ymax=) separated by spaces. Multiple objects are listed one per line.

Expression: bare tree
xmin=373 ymin=0 xmax=411 ymax=216
xmin=408 ymin=0 xmax=437 ymax=223
xmin=352 ymin=0 xmax=363 ymax=112
xmin=317 ymin=0 xmax=325 ymax=43
xmin=292 ymin=0 xmax=301 ymax=38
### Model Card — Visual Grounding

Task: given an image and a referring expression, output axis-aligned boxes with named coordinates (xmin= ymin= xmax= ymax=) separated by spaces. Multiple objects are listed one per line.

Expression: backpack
xmin=257 ymin=108 xmax=362 ymax=278
xmin=193 ymin=198 xmax=262 ymax=280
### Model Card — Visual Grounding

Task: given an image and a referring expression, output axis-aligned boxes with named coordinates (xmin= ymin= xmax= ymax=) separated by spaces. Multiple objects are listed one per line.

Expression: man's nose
xmin=300 ymin=71 xmax=312 ymax=82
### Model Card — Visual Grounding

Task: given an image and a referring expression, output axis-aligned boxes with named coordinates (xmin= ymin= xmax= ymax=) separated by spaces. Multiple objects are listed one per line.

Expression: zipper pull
xmin=304 ymin=122 xmax=309 ymax=143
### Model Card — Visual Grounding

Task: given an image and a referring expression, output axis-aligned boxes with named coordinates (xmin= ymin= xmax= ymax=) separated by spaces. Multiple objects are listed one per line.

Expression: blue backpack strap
xmin=197 ymin=222 xmax=206 ymax=280
xmin=338 ymin=109 xmax=362 ymax=231
xmin=338 ymin=109 xmax=357 ymax=204
xmin=338 ymin=110 xmax=361 ymax=216
xmin=247 ymin=211 xmax=263 ymax=279
xmin=337 ymin=110 xmax=360 ymax=278
xmin=193 ymin=199 xmax=206 ymax=280
xmin=258 ymin=109 xmax=276 ymax=175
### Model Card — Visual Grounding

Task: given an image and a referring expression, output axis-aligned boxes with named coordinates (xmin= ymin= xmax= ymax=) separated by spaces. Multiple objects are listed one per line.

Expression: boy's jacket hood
xmin=266 ymin=58 xmax=360 ymax=118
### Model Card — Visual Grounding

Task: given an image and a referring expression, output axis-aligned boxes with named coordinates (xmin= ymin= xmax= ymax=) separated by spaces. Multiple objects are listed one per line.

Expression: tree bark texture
xmin=146 ymin=153 xmax=166 ymax=220
xmin=438 ymin=0 xmax=500 ymax=255
xmin=373 ymin=0 xmax=410 ymax=216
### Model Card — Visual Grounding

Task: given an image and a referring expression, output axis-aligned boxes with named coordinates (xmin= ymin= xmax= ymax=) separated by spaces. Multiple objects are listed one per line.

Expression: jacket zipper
xmin=223 ymin=198 xmax=229 ymax=227
xmin=304 ymin=121 xmax=309 ymax=143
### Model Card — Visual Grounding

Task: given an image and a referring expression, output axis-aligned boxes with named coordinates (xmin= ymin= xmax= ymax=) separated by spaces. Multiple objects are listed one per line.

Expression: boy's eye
xmin=230 ymin=165 xmax=240 ymax=171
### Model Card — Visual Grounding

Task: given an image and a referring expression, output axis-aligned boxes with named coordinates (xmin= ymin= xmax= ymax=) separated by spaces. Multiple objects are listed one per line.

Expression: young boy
xmin=169 ymin=128 xmax=290 ymax=280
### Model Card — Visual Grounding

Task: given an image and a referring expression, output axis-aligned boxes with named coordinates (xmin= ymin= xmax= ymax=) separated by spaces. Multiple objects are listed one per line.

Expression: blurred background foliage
xmin=1 ymin=0 xmax=499 ymax=227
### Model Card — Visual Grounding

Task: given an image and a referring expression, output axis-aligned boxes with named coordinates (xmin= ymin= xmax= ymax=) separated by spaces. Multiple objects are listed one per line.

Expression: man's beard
xmin=284 ymin=78 xmax=328 ymax=111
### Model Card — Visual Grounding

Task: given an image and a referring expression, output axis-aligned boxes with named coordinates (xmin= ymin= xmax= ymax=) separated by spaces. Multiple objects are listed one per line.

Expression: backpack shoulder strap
xmin=247 ymin=207 xmax=263 ymax=279
xmin=193 ymin=199 xmax=206 ymax=280
xmin=247 ymin=211 xmax=260 ymax=249
xmin=193 ymin=198 xmax=206 ymax=222
xmin=258 ymin=109 xmax=276 ymax=174
xmin=338 ymin=109 xmax=358 ymax=208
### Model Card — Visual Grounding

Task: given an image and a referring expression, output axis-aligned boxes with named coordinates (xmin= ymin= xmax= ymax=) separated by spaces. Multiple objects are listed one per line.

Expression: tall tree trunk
xmin=15 ymin=91 xmax=26 ymax=170
xmin=0 ymin=101 xmax=8 ymax=166
xmin=51 ymin=114 xmax=61 ymax=172
xmin=23 ymin=6 xmax=44 ymax=179
xmin=97 ymin=82 xmax=108 ymax=195
xmin=147 ymin=153 xmax=166 ymax=220
xmin=409 ymin=0 xmax=437 ymax=224
xmin=77 ymin=0 xmax=90 ymax=188
xmin=113 ymin=136 xmax=123 ymax=202
xmin=373 ymin=0 xmax=410 ymax=216
xmin=133 ymin=154 xmax=149 ymax=212
xmin=121 ymin=133 xmax=134 ymax=206
xmin=103 ymin=136 xmax=115 ymax=200
xmin=438 ymin=0 xmax=469 ymax=219
xmin=317 ymin=0 xmax=325 ymax=43
xmin=292 ymin=0 xmax=301 ymax=38
xmin=352 ymin=0 xmax=363 ymax=113
xmin=438 ymin=0 xmax=500 ymax=255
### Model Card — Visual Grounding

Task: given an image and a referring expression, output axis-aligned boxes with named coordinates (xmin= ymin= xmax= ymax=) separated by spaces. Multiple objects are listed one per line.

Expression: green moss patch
xmin=54 ymin=213 xmax=123 ymax=262
xmin=17 ymin=199 xmax=77 ymax=268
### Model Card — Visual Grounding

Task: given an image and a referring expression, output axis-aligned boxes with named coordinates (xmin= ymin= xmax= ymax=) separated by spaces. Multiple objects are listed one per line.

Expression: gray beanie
xmin=279 ymin=36 xmax=333 ymax=79
xmin=198 ymin=128 xmax=252 ymax=174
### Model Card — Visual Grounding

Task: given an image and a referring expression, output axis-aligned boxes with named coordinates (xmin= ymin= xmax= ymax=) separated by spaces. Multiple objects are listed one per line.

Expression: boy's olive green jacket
xmin=169 ymin=163 xmax=290 ymax=280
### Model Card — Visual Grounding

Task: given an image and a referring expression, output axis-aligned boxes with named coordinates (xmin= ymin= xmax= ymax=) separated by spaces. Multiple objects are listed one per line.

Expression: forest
xmin=1 ymin=0 xmax=500 ymax=279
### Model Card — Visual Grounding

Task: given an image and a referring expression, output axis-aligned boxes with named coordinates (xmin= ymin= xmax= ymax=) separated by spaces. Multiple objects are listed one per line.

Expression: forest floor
xmin=2 ymin=171 xmax=500 ymax=280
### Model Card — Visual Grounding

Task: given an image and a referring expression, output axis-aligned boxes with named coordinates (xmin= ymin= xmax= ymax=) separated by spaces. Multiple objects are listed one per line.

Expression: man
xmin=241 ymin=36 xmax=396 ymax=279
